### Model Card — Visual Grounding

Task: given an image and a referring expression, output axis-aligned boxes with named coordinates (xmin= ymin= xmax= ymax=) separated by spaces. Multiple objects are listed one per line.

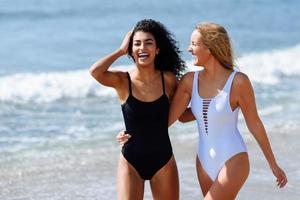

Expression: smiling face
xmin=131 ymin=31 xmax=159 ymax=67
xmin=188 ymin=30 xmax=211 ymax=67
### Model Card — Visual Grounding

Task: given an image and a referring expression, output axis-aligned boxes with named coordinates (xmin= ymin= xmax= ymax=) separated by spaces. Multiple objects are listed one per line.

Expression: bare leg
xmin=117 ymin=154 xmax=145 ymax=200
xmin=149 ymin=156 xmax=179 ymax=200
xmin=196 ymin=155 xmax=213 ymax=197
xmin=204 ymin=152 xmax=250 ymax=200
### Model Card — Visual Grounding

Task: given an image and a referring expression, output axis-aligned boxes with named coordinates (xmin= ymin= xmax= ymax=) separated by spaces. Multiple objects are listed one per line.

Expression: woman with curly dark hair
xmin=90 ymin=19 xmax=186 ymax=200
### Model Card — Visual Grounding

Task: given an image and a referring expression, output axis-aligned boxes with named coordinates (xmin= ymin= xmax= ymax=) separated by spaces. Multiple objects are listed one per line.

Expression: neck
xmin=202 ymin=58 xmax=230 ymax=80
xmin=134 ymin=64 xmax=159 ymax=82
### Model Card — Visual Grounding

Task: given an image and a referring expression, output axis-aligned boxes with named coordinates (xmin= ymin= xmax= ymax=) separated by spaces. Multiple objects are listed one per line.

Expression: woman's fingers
xmin=119 ymin=30 xmax=133 ymax=54
xmin=275 ymin=169 xmax=288 ymax=188
xmin=116 ymin=130 xmax=131 ymax=146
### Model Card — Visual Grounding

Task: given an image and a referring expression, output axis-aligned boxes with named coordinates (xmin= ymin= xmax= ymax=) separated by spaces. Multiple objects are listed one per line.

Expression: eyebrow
xmin=133 ymin=38 xmax=154 ymax=42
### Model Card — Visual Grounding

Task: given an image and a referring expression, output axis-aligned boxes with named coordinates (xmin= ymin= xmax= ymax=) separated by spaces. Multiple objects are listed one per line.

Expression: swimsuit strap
xmin=126 ymin=72 xmax=132 ymax=95
xmin=160 ymin=71 xmax=166 ymax=95
xmin=223 ymin=70 xmax=237 ymax=93
xmin=193 ymin=71 xmax=199 ymax=96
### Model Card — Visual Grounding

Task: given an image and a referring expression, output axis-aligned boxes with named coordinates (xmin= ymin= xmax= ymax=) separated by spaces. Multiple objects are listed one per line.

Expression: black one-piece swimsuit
xmin=121 ymin=71 xmax=173 ymax=180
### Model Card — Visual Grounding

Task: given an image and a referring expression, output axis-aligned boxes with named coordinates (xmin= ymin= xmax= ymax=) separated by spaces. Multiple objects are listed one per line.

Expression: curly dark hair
xmin=128 ymin=19 xmax=186 ymax=79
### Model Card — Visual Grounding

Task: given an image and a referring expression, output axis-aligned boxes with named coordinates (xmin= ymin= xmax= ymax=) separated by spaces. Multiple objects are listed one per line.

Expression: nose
xmin=139 ymin=42 xmax=146 ymax=50
xmin=187 ymin=45 xmax=192 ymax=52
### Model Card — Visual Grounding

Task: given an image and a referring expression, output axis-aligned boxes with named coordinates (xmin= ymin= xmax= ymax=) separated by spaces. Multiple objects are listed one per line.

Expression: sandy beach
xmin=1 ymin=125 xmax=298 ymax=200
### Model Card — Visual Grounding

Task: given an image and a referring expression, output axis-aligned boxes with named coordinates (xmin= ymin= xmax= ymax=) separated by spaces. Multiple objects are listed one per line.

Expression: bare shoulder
xmin=163 ymin=71 xmax=178 ymax=88
xmin=235 ymin=71 xmax=249 ymax=80
xmin=175 ymin=71 xmax=195 ymax=96
xmin=179 ymin=71 xmax=195 ymax=86
xmin=232 ymin=72 xmax=254 ymax=96
xmin=160 ymin=71 xmax=177 ymax=99
xmin=234 ymin=72 xmax=251 ymax=86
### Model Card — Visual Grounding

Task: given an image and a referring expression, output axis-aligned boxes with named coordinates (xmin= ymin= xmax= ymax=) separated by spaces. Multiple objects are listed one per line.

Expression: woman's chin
xmin=136 ymin=62 xmax=153 ymax=68
xmin=193 ymin=61 xmax=201 ymax=66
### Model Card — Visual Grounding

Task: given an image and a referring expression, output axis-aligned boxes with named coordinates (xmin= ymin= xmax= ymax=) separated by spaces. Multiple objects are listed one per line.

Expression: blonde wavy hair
xmin=195 ymin=22 xmax=234 ymax=69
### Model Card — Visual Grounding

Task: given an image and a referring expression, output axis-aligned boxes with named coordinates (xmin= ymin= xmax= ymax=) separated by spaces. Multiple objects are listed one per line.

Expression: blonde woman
xmin=168 ymin=22 xmax=288 ymax=199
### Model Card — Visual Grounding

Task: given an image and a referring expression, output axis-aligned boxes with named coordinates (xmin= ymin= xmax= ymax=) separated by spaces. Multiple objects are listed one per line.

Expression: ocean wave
xmin=1 ymin=45 xmax=300 ymax=103
xmin=258 ymin=105 xmax=283 ymax=116
xmin=185 ymin=44 xmax=300 ymax=84
xmin=0 ymin=70 xmax=84 ymax=103
xmin=236 ymin=44 xmax=300 ymax=84
xmin=0 ymin=69 xmax=115 ymax=104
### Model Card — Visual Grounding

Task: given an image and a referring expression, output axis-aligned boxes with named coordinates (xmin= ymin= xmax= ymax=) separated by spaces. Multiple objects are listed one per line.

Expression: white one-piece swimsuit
xmin=191 ymin=70 xmax=247 ymax=181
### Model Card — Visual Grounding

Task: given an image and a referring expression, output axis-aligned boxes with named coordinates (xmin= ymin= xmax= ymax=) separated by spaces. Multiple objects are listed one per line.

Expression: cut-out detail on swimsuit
xmin=191 ymin=70 xmax=247 ymax=181
xmin=202 ymin=99 xmax=211 ymax=135
xmin=121 ymin=71 xmax=172 ymax=180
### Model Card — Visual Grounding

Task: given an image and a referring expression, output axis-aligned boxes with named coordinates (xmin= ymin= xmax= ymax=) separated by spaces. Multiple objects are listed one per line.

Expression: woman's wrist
xmin=269 ymin=160 xmax=278 ymax=170
xmin=116 ymin=48 xmax=127 ymax=56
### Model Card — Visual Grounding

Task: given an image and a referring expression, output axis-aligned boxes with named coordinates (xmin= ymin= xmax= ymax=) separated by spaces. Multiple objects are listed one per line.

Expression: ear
xmin=156 ymin=48 xmax=160 ymax=55
xmin=205 ymin=47 xmax=211 ymax=54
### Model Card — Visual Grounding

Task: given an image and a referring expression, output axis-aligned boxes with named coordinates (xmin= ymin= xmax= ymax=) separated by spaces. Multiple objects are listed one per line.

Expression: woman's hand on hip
xmin=116 ymin=129 xmax=131 ymax=147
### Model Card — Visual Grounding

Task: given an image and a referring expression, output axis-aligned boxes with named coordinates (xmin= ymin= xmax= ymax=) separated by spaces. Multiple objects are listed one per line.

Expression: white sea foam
xmin=258 ymin=105 xmax=283 ymax=116
xmin=0 ymin=65 xmax=132 ymax=103
xmin=236 ymin=44 xmax=300 ymax=84
xmin=186 ymin=44 xmax=300 ymax=84
xmin=1 ymin=45 xmax=300 ymax=103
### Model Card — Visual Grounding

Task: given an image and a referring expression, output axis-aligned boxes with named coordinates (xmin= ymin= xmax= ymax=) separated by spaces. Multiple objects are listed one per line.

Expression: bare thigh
xmin=196 ymin=155 xmax=213 ymax=197
xmin=117 ymin=154 xmax=145 ymax=200
xmin=149 ymin=155 xmax=179 ymax=200
xmin=204 ymin=152 xmax=250 ymax=200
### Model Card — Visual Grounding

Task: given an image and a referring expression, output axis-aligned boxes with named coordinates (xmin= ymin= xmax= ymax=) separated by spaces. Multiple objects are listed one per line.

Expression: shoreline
xmin=1 ymin=131 xmax=299 ymax=199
